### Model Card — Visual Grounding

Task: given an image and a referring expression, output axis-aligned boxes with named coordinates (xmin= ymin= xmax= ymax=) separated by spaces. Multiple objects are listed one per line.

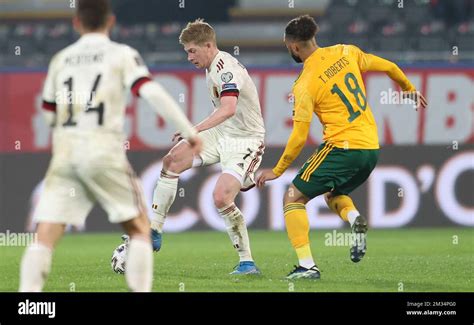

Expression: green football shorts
xmin=292 ymin=142 xmax=379 ymax=199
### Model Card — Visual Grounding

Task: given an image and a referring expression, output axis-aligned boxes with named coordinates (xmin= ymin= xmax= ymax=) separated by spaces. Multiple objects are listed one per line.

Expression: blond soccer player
xmin=150 ymin=20 xmax=265 ymax=275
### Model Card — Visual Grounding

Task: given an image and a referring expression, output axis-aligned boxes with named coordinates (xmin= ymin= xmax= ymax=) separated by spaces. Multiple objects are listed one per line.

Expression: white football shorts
xmin=191 ymin=127 xmax=265 ymax=191
xmin=33 ymin=159 xmax=146 ymax=227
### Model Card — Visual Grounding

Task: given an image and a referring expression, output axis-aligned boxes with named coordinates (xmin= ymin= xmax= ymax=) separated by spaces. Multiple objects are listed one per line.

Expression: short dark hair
xmin=285 ymin=15 xmax=319 ymax=42
xmin=77 ymin=0 xmax=111 ymax=31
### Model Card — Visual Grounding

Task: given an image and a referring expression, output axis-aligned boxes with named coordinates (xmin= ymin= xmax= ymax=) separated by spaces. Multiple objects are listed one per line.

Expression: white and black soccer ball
xmin=111 ymin=243 xmax=127 ymax=274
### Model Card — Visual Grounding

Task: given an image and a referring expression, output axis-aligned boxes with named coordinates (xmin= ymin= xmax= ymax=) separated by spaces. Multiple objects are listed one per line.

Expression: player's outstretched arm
xmin=354 ymin=47 xmax=427 ymax=109
xmin=362 ymin=53 xmax=416 ymax=91
xmin=257 ymin=121 xmax=310 ymax=187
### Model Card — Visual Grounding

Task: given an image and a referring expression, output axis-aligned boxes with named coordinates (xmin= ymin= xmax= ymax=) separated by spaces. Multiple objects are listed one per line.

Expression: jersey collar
xmin=304 ymin=47 xmax=321 ymax=67
xmin=78 ymin=33 xmax=110 ymax=43
xmin=207 ymin=51 xmax=222 ymax=73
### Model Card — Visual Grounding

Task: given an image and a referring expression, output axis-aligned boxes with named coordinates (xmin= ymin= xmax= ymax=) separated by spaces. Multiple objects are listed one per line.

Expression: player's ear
xmin=291 ymin=42 xmax=299 ymax=54
xmin=106 ymin=14 xmax=116 ymax=31
xmin=72 ymin=16 xmax=82 ymax=34
xmin=295 ymin=42 xmax=303 ymax=54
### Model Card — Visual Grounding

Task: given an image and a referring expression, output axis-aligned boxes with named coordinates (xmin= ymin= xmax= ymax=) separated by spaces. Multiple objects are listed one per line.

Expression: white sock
xmin=218 ymin=203 xmax=253 ymax=262
xmin=151 ymin=169 xmax=179 ymax=233
xmin=125 ymin=236 xmax=153 ymax=292
xmin=19 ymin=243 xmax=52 ymax=292
xmin=347 ymin=210 xmax=360 ymax=227
xmin=299 ymin=258 xmax=316 ymax=270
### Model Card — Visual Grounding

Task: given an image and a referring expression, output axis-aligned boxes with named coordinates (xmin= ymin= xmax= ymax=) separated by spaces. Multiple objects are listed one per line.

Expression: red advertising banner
xmin=0 ymin=68 xmax=473 ymax=153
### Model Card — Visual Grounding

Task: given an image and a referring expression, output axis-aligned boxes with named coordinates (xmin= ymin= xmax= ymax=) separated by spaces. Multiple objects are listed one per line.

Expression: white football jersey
xmin=205 ymin=51 xmax=265 ymax=139
xmin=42 ymin=33 xmax=150 ymax=164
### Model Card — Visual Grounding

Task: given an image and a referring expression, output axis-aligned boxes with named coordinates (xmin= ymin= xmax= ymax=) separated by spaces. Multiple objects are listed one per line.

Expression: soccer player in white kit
xmin=19 ymin=0 xmax=201 ymax=292
xmin=150 ymin=19 xmax=265 ymax=275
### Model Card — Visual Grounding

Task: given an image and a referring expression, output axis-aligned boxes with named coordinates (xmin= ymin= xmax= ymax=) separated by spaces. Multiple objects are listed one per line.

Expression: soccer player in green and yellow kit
xmin=257 ymin=15 xmax=427 ymax=279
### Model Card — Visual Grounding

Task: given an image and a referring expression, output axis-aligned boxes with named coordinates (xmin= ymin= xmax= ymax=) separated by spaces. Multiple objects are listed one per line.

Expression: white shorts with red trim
xmin=192 ymin=127 xmax=265 ymax=191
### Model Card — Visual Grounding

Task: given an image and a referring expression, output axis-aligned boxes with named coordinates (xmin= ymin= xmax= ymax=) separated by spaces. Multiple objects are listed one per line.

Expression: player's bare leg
xmin=283 ymin=184 xmax=320 ymax=279
xmin=213 ymin=173 xmax=260 ymax=275
xmin=150 ymin=140 xmax=195 ymax=251
xmin=19 ymin=222 xmax=66 ymax=292
xmin=325 ymin=192 xmax=368 ymax=262
xmin=121 ymin=213 xmax=153 ymax=292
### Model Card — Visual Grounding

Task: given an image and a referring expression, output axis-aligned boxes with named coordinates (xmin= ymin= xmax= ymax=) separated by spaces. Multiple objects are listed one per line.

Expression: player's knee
xmin=283 ymin=189 xmax=297 ymax=205
xmin=163 ymin=153 xmax=183 ymax=174
xmin=213 ymin=190 xmax=232 ymax=209
xmin=283 ymin=190 xmax=307 ymax=206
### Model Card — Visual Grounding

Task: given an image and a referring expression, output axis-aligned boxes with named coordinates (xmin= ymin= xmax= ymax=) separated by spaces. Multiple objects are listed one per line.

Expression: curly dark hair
xmin=285 ymin=15 xmax=319 ymax=42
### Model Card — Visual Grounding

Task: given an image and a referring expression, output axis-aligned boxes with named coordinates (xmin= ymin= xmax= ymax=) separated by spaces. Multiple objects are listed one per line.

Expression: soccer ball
xmin=111 ymin=243 xmax=127 ymax=274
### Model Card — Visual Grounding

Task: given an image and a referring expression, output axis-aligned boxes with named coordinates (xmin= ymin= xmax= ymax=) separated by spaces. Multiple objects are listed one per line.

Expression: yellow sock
xmin=283 ymin=203 xmax=315 ymax=268
xmin=295 ymin=245 xmax=312 ymax=262
xmin=327 ymin=195 xmax=358 ymax=223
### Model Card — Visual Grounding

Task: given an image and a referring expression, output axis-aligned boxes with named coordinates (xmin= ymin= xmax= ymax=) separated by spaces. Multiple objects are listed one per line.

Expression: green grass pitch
xmin=1 ymin=228 xmax=472 ymax=292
